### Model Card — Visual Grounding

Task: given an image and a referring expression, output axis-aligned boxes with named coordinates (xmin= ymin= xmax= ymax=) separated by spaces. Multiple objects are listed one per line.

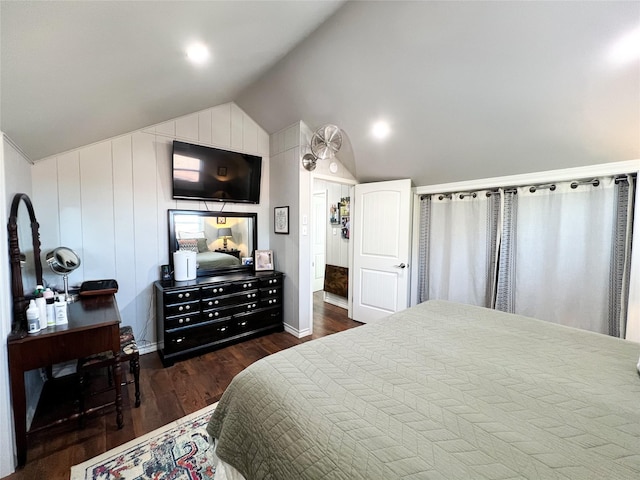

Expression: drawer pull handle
xmin=220 ymin=288 xmax=224 ymax=292
xmin=178 ymin=306 xmax=183 ymax=311
xmin=214 ymin=300 xmax=219 ymax=305
xmin=213 ymin=288 xmax=218 ymax=293
xmin=179 ymin=318 xmax=183 ymax=323
xmin=185 ymin=293 xmax=190 ymax=298
xmin=178 ymin=293 xmax=183 ymax=299
xmin=185 ymin=305 xmax=190 ymax=310
xmin=175 ymin=338 xmax=184 ymax=343
xmin=240 ymin=321 xmax=247 ymax=327
xmin=219 ymin=327 xmax=227 ymax=332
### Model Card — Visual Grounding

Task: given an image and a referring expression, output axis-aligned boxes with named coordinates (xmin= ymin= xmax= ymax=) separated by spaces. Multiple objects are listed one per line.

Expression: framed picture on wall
xmin=274 ymin=206 xmax=289 ymax=234
xmin=330 ymin=204 xmax=340 ymax=224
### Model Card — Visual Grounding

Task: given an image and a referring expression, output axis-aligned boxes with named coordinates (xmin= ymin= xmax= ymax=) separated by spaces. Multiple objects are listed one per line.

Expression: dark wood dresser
xmin=154 ymin=271 xmax=283 ymax=367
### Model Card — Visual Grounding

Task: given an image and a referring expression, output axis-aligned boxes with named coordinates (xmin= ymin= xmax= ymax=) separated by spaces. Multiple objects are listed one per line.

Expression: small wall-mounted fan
xmin=302 ymin=124 xmax=343 ymax=171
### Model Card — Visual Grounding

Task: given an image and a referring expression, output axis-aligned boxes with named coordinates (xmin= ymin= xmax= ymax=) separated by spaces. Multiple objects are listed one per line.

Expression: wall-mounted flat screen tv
xmin=172 ymin=140 xmax=262 ymax=204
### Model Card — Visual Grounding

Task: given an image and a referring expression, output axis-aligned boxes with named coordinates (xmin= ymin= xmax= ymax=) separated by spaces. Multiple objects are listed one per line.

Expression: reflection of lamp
xmin=46 ymin=247 xmax=81 ymax=302
xmin=217 ymin=228 xmax=233 ymax=250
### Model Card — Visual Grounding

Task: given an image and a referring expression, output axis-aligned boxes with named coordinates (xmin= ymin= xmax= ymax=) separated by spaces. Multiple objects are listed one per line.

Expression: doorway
xmin=312 ymin=178 xmax=353 ymax=312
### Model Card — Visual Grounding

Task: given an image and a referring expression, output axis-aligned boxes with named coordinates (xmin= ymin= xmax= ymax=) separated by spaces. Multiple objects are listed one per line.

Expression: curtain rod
xmin=421 ymin=173 xmax=635 ymax=200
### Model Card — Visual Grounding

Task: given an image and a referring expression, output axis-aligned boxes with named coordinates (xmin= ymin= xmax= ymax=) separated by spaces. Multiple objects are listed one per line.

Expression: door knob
xmin=394 ymin=263 xmax=408 ymax=269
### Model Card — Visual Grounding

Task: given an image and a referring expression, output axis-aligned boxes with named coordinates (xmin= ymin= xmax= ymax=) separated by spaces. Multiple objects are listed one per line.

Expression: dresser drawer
xmin=165 ymin=312 xmax=199 ymax=330
xmin=260 ymin=296 xmax=280 ymax=308
xmin=234 ymin=307 xmax=282 ymax=334
xmin=202 ymin=278 xmax=258 ymax=297
xmin=259 ymin=275 xmax=282 ymax=287
xmin=201 ymin=290 xmax=258 ymax=309
xmin=203 ymin=301 xmax=259 ymax=320
xmin=165 ymin=319 xmax=234 ymax=354
xmin=164 ymin=288 xmax=199 ymax=304
xmin=164 ymin=301 xmax=200 ymax=317
xmin=200 ymin=283 xmax=232 ymax=297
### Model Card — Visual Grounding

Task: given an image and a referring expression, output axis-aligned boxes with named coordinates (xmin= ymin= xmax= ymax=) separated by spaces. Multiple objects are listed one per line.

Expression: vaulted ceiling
xmin=2 ymin=1 xmax=639 ymax=186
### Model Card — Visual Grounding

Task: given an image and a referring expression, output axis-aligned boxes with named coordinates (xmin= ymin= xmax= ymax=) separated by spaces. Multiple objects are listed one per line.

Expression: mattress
xmin=207 ymin=300 xmax=640 ymax=479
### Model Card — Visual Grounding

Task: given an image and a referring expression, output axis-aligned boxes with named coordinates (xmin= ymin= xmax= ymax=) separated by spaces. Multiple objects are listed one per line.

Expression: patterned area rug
xmin=70 ymin=403 xmax=218 ymax=480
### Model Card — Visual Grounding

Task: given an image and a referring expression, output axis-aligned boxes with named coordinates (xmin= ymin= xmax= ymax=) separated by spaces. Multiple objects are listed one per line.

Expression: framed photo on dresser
xmin=255 ymin=250 xmax=274 ymax=271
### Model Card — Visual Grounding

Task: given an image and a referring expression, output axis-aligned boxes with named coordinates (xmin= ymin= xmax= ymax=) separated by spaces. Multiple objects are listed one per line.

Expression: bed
xmin=196 ymin=250 xmax=241 ymax=270
xmin=177 ymin=238 xmax=242 ymax=270
xmin=207 ymin=300 xmax=640 ymax=479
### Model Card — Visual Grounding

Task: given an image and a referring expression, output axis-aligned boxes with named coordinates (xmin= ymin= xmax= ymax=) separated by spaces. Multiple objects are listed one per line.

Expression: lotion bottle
xmin=35 ymin=296 xmax=47 ymax=330
xmin=26 ymin=300 xmax=40 ymax=334
xmin=46 ymin=297 xmax=56 ymax=326
xmin=43 ymin=288 xmax=56 ymax=326
xmin=54 ymin=295 xmax=68 ymax=325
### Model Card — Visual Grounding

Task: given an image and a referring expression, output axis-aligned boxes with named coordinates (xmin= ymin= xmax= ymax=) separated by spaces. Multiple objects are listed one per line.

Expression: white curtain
xmin=510 ymin=178 xmax=616 ymax=334
xmin=425 ymin=191 xmax=498 ymax=307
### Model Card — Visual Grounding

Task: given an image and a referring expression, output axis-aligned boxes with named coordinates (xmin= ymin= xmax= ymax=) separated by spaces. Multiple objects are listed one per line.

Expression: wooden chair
xmin=77 ymin=326 xmax=141 ymax=421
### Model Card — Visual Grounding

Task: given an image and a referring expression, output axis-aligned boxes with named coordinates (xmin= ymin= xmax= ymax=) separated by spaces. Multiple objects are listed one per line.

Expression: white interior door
xmin=352 ymin=179 xmax=412 ymax=322
xmin=312 ymin=191 xmax=326 ymax=292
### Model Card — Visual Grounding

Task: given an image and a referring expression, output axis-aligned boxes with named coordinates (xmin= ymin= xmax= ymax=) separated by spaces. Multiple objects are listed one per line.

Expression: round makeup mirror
xmin=46 ymin=247 xmax=81 ymax=302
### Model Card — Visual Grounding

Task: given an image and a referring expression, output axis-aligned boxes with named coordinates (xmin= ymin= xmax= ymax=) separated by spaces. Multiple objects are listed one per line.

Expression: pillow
xmin=177 ymin=239 xmax=198 ymax=252
xmin=196 ymin=238 xmax=209 ymax=253
xmin=177 ymin=231 xmax=206 ymax=240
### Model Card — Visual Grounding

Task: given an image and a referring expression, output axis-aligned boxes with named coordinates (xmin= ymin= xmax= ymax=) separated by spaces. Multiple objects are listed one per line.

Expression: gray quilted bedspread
xmin=207 ymin=300 xmax=640 ymax=479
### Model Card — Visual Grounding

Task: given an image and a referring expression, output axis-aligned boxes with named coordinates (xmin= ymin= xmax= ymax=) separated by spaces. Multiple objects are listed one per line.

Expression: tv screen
xmin=172 ymin=140 xmax=262 ymax=204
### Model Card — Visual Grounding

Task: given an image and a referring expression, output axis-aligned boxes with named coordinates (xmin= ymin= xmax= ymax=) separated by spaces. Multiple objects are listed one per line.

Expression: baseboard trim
xmin=284 ymin=323 xmax=311 ymax=338
xmin=138 ymin=342 xmax=158 ymax=355
xmin=324 ymin=292 xmax=348 ymax=309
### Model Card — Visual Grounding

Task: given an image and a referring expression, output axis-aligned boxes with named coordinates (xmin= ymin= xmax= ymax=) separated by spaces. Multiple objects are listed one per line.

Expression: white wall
xmin=31 ymin=103 xmax=270 ymax=351
xmin=269 ymin=123 xmax=304 ymax=334
xmin=0 ymin=134 xmax=36 ymax=475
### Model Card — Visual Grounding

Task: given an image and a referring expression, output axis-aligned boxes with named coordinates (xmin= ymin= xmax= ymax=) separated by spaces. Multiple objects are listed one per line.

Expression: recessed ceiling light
xmin=609 ymin=25 xmax=640 ymax=65
xmin=186 ymin=42 xmax=210 ymax=64
xmin=371 ymin=121 xmax=391 ymax=140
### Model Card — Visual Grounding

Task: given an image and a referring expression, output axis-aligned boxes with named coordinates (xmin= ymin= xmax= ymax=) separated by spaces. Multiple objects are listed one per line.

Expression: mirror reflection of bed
xmin=169 ymin=210 xmax=257 ymax=277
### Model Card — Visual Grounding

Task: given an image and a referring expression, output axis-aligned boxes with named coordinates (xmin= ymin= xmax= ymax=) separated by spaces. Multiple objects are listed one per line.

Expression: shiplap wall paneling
xmin=80 ymin=141 xmax=116 ymax=281
xmin=198 ymin=110 xmax=213 ymax=145
xmin=175 ymin=114 xmax=199 ymax=141
xmin=155 ymin=135 xmax=176 ymax=268
xmin=56 ymin=151 xmax=84 ymax=288
xmin=211 ymin=103 xmax=232 ymax=148
xmin=112 ymin=135 xmax=137 ymax=331
xmin=155 ymin=120 xmax=175 ymax=137
xmin=31 ymin=157 xmax=60 ymax=278
xmin=131 ymin=132 xmax=160 ymax=344
xmin=231 ymin=103 xmax=244 ymax=151
xmin=243 ymin=116 xmax=258 ymax=154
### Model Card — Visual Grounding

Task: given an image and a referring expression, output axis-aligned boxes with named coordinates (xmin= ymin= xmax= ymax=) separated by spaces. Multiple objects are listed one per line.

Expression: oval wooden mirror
xmin=7 ymin=193 xmax=43 ymax=333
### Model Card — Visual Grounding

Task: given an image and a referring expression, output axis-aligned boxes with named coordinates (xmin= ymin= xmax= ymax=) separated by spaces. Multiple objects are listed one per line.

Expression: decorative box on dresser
xmin=155 ymin=271 xmax=283 ymax=367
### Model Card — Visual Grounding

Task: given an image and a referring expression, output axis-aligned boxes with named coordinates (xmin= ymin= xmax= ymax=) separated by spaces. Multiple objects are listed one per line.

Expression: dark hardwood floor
xmin=3 ymin=292 xmax=360 ymax=480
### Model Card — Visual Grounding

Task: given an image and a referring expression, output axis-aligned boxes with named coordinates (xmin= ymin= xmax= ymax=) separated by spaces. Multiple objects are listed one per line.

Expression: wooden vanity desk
xmin=7 ymin=294 xmax=123 ymax=467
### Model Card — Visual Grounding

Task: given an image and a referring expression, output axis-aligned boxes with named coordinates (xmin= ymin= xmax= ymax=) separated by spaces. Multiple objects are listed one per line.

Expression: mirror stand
xmin=8 ymin=193 xmax=44 ymax=333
